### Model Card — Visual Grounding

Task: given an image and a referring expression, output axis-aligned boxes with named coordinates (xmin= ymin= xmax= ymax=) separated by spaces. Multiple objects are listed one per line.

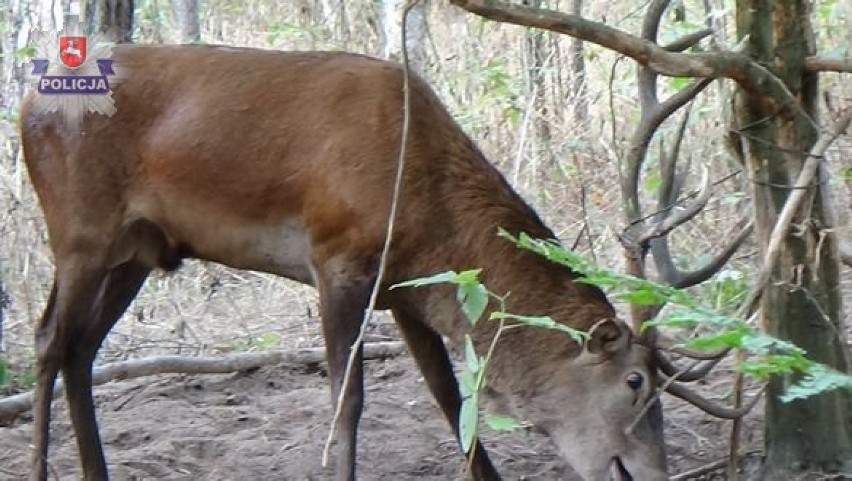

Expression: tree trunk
xmin=85 ymin=0 xmax=134 ymax=43
xmin=379 ymin=0 xmax=429 ymax=73
xmin=0 ymin=268 xmax=5 ymax=355
xmin=523 ymin=0 xmax=551 ymax=179
xmin=735 ymin=1 xmax=852 ymax=478
xmin=569 ymin=0 xmax=586 ymax=122
xmin=172 ymin=0 xmax=200 ymax=44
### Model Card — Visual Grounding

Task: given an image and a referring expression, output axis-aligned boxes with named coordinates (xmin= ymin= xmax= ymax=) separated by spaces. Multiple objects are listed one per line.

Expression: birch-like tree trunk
xmin=172 ymin=0 xmax=200 ymax=44
xmin=380 ymin=0 xmax=429 ymax=73
xmin=84 ymin=0 xmax=134 ymax=43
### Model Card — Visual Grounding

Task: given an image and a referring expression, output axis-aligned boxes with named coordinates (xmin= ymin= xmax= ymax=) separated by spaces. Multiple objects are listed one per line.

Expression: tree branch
xmin=804 ymin=56 xmax=852 ymax=73
xmin=670 ymin=458 xmax=728 ymax=481
xmin=736 ymin=109 xmax=852 ymax=320
xmin=449 ymin=0 xmax=801 ymax=116
xmin=0 ymin=341 xmax=406 ymax=422
xmin=663 ymin=28 xmax=714 ymax=53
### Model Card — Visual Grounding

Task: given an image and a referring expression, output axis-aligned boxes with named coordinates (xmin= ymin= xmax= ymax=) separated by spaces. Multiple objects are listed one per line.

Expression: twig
xmin=671 ymin=458 xmax=728 ymax=481
xmin=321 ymin=0 xmax=419 ymax=467
xmin=0 ymin=342 xmax=407 ymax=422
xmin=735 ymin=108 xmax=852 ymax=321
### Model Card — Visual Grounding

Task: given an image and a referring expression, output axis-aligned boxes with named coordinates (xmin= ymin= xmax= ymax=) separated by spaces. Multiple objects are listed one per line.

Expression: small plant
xmin=503 ymin=230 xmax=852 ymax=402
xmin=701 ymin=267 xmax=750 ymax=314
xmin=230 ymin=332 xmax=281 ymax=352
xmin=392 ymin=269 xmax=583 ymax=455
xmin=392 ymin=230 xmax=852 ymax=476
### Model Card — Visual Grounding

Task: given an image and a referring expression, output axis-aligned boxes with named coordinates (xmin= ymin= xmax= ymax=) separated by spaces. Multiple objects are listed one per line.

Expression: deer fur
xmin=21 ymin=45 xmax=666 ymax=481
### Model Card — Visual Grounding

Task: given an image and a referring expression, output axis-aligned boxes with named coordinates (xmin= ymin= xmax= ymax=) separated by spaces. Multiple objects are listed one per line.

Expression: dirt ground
xmin=0 ymin=342 xmax=765 ymax=481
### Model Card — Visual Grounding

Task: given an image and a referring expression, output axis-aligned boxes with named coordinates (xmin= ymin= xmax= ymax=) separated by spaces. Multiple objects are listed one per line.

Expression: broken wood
xmin=0 ymin=341 xmax=406 ymax=422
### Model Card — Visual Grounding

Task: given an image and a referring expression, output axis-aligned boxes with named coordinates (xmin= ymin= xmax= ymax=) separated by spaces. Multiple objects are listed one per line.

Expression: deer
xmin=20 ymin=45 xmax=746 ymax=481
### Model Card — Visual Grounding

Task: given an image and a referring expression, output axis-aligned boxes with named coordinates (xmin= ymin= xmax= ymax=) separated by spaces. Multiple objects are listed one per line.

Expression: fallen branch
xmin=0 ymin=341 xmax=406 ymax=422
xmin=670 ymin=458 xmax=728 ymax=480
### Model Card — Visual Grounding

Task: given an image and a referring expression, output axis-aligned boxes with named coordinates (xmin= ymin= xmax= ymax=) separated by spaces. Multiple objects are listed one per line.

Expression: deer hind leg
xmin=392 ymin=307 xmax=501 ymax=481
xmin=30 ymin=255 xmax=111 ymax=481
xmin=63 ymin=260 xmax=150 ymax=481
xmin=30 ymin=283 xmax=61 ymax=481
xmin=31 ymin=220 xmax=161 ymax=481
xmin=313 ymin=260 xmax=376 ymax=481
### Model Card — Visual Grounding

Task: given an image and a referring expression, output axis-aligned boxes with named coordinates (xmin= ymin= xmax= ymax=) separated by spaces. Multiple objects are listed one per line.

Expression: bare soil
xmin=0 ymin=346 xmax=763 ymax=480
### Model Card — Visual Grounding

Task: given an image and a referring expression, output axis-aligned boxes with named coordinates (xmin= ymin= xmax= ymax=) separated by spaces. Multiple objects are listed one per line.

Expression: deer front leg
xmin=392 ymin=307 xmax=502 ymax=480
xmin=314 ymin=262 xmax=375 ymax=481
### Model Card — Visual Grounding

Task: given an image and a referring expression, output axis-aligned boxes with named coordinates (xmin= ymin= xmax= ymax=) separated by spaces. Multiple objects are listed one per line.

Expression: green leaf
xmin=666 ymin=76 xmax=692 ymax=91
xmin=491 ymin=312 xmax=555 ymax=328
xmin=839 ymin=166 xmax=852 ymax=181
xmin=485 ymin=413 xmax=520 ymax=432
xmin=740 ymin=334 xmax=806 ymax=357
xmin=684 ymin=329 xmax=748 ymax=351
xmin=495 ymin=229 xmax=852 ymax=405
xmin=0 ymin=356 xmax=7 ymax=386
xmin=490 ymin=312 xmax=586 ymax=344
xmin=254 ymin=332 xmax=281 ymax=350
xmin=780 ymin=363 xmax=852 ymax=402
xmin=644 ymin=171 xmax=662 ymax=194
xmin=458 ymin=281 xmax=488 ymax=325
xmin=459 ymin=395 xmax=479 ymax=454
xmin=391 ymin=270 xmax=460 ymax=289
xmin=458 ymin=370 xmax=477 ymax=398
xmin=737 ymin=355 xmax=804 ymax=379
xmin=455 ymin=269 xmax=483 ymax=284
xmin=617 ymin=288 xmax=668 ymax=305
xmin=464 ymin=335 xmax=480 ymax=375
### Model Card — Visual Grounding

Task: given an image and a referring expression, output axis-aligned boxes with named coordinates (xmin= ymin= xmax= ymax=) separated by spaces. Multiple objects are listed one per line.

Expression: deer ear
xmin=584 ymin=319 xmax=632 ymax=356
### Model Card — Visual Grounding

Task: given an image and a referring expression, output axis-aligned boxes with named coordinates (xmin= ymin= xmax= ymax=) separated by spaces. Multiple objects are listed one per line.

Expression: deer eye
xmin=625 ymin=372 xmax=643 ymax=391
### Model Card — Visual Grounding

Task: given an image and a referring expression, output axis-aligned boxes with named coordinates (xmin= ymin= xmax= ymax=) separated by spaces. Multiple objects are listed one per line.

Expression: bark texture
xmin=85 ymin=0 xmax=134 ymax=43
xmin=735 ymin=1 xmax=852 ymax=478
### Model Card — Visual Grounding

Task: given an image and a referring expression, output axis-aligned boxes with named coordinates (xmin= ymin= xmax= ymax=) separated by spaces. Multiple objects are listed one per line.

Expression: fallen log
xmin=0 ymin=341 xmax=406 ymax=422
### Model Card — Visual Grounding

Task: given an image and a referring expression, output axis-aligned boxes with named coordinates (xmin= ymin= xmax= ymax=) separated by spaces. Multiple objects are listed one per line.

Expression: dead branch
xmin=736 ymin=109 xmax=852 ymax=320
xmin=449 ymin=0 xmax=801 ymax=117
xmin=804 ymin=56 xmax=852 ymax=73
xmin=670 ymin=458 xmax=728 ymax=481
xmin=0 ymin=341 xmax=406 ymax=422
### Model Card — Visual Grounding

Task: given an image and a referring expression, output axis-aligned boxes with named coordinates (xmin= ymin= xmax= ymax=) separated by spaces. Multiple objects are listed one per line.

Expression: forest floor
xmin=0 ymin=325 xmax=767 ymax=481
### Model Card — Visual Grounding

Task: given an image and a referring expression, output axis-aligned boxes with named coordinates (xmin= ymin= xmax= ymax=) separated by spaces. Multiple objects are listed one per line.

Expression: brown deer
xmin=20 ymin=45 xmax=740 ymax=481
